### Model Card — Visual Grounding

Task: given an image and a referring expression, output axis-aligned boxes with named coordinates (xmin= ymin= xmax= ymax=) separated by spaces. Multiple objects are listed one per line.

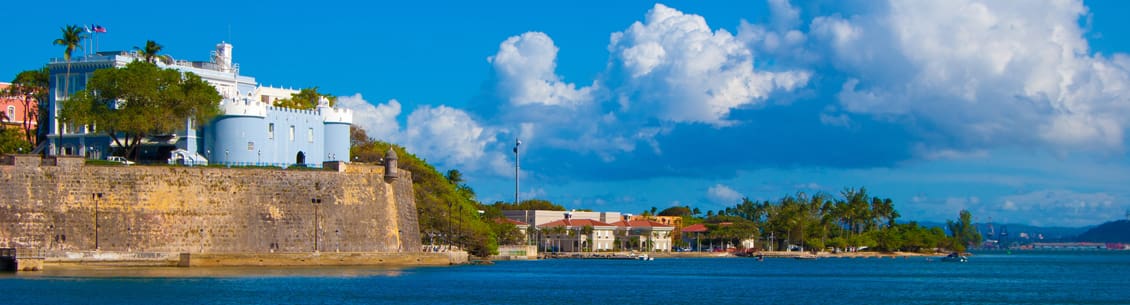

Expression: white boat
xmin=940 ymin=252 xmax=967 ymax=263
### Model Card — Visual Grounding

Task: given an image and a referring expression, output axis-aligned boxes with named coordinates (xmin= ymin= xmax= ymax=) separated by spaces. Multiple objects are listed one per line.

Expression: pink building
xmin=0 ymin=82 xmax=39 ymax=130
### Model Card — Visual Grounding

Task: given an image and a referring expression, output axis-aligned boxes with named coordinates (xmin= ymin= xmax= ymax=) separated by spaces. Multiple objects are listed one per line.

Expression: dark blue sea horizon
xmin=3 ymin=251 xmax=1128 ymax=304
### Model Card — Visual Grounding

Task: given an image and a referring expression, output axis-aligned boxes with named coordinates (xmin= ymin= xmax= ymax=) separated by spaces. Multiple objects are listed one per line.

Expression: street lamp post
xmin=312 ymin=198 xmax=322 ymax=252
xmin=514 ymin=139 xmax=529 ymax=245
xmin=514 ymin=138 xmax=521 ymax=207
xmin=447 ymin=201 xmax=453 ymax=251
xmin=458 ymin=205 xmax=464 ymax=250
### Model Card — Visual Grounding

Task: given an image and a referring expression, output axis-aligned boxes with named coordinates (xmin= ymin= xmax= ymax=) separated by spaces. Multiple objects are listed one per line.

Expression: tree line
xmin=663 ymin=188 xmax=980 ymax=253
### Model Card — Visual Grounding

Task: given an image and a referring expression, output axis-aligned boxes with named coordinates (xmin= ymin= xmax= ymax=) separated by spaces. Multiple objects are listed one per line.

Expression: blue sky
xmin=5 ymin=0 xmax=1130 ymax=227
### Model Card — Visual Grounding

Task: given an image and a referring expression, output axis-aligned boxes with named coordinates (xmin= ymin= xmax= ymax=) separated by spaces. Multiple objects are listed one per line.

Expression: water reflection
xmin=11 ymin=266 xmax=407 ymax=279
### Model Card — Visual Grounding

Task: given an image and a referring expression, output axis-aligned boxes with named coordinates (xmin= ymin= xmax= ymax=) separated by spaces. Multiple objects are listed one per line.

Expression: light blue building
xmin=43 ymin=42 xmax=352 ymax=167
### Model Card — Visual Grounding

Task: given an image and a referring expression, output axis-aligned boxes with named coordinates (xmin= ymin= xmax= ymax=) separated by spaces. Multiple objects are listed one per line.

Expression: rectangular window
xmin=307 ymin=128 xmax=314 ymax=143
xmin=289 ymin=126 xmax=295 ymax=141
xmin=261 ymin=95 xmax=270 ymax=103
xmin=247 ymin=141 xmax=254 ymax=151
xmin=268 ymin=123 xmax=274 ymax=139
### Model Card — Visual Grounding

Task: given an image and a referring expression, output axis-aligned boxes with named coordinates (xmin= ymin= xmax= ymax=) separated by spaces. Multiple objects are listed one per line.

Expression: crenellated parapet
xmin=217 ymin=96 xmax=352 ymax=125
xmin=319 ymin=106 xmax=353 ymax=125
xmin=218 ymin=97 xmax=269 ymax=118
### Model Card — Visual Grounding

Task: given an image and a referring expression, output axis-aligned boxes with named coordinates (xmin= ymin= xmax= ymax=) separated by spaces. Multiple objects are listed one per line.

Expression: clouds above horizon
xmin=809 ymin=0 xmax=1130 ymax=155
xmin=488 ymin=32 xmax=593 ymax=108
xmin=333 ymin=0 xmax=1130 ymax=226
xmin=607 ymin=3 xmax=812 ymax=126
xmin=340 ymin=0 xmax=1130 ymax=170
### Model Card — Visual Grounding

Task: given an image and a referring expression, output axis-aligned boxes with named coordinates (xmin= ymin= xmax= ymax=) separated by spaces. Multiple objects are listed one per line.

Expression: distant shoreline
xmin=536 ymin=250 xmax=939 ymax=260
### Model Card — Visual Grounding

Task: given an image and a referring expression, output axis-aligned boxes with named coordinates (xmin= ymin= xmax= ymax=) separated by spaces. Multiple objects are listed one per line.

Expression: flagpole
xmin=85 ymin=25 xmax=91 ymax=56
xmin=515 ymin=139 xmax=526 ymax=245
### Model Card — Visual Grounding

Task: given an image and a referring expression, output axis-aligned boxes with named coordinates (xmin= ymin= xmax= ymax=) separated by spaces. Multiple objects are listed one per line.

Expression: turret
xmin=384 ymin=148 xmax=398 ymax=180
xmin=213 ymin=42 xmax=233 ymax=72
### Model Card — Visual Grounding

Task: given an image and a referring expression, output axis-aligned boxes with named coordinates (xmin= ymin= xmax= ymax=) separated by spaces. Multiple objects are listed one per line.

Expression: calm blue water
xmin=3 ymin=252 xmax=1129 ymax=304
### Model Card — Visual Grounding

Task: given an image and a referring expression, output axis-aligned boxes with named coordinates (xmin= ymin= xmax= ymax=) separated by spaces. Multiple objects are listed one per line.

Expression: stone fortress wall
xmin=0 ymin=155 xmax=421 ymax=257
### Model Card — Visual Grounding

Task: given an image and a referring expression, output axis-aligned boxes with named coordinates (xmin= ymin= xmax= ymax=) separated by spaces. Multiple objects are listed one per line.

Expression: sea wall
xmin=0 ymin=155 xmax=422 ymax=257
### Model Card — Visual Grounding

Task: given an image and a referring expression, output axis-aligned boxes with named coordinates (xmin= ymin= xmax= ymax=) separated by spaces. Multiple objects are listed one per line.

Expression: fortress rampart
xmin=0 ymin=155 xmax=421 ymax=258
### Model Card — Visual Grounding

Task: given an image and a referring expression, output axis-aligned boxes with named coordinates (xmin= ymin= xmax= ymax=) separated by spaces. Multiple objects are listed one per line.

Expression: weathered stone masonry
xmin=0 ymin=155 xmax=421 ymax=255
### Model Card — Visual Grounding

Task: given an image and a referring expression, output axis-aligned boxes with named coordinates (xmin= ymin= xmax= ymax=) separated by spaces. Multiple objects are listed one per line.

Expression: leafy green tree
xmin=275 ymin=87 xmax=335 ymax=109
xmin=53 ymin=25 xmax=86 ymax=103
xmin=658 ymin=206 xmax=691 ymax=217
xmin=6 ymin=67 xmax=49 ymax=146
xmin=0 ymin=128 xmax=32 ymax=153
xmin=946 ymin=209 xmax=982 ymax=252
xmin=59 ymin=61 xmax=222 ymax=159
xmin=488 ymin=221 xmax=524 ymax=245
xmin=489 ymin=199 xmax=566 ymax=211
xmin=696 ymin=187 xmax=962 ymax=254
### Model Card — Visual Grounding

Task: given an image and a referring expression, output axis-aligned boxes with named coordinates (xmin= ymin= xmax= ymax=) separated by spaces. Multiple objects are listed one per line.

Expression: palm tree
xmin=134 ymin=40 xmax=164 ymax=63
xmin=445 ymin=169 xmax=464 ymax=185
xmin=53 ymin=25 xmax=86 ymax=104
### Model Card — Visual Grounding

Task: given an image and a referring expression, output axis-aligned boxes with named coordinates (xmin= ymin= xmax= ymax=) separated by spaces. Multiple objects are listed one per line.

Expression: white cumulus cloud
xmin=608 ymin=3 xmax=812 ymax=126
xmin=809 ymin=0 xmax=1130 ymax=154
xmin=488 ymin=32 xmax=593 ymax=107
xmin=337 ymin=93 xmax=512 ymax=176
xmin=707 ymin=184 xmax=743 ymax=204
xmin=402 ymin=106 xmax=510 ymax=174
xmin=335 ymin=94 xmax=401 ymax=142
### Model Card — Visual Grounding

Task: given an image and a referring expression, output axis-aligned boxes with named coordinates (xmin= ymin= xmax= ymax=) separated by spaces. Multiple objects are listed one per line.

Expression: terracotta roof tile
xmin=681 ymin=223 xmax=708 ymax=233
xmin=495 ymin=218 xmax=527 ymax=226
xmin=610 ymin=220 xmax=675 ymax=229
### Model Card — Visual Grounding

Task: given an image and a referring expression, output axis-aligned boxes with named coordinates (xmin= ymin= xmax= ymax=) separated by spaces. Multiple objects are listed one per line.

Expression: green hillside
xmin=1075 ymin=220 xmax=1130 ymax=243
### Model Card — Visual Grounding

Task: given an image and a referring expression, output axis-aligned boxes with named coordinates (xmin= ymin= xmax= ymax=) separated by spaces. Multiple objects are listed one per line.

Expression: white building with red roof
xmin=501 ymin=210 xmax=622 ymax=226
xmin=503 ymin=209 xmax=677 ymax=252
xmin=611 ymin=219 xmax=675 ymax=252
xmin=538 ymin=218 xmax=617 ymax=252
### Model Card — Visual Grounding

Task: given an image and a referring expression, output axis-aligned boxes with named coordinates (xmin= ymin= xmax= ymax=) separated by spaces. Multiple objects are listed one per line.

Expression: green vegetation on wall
xmin=350 ymin=126 xmax=496 ymax=257
xmin=275 ymin=87 xmax=336 ymax=110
